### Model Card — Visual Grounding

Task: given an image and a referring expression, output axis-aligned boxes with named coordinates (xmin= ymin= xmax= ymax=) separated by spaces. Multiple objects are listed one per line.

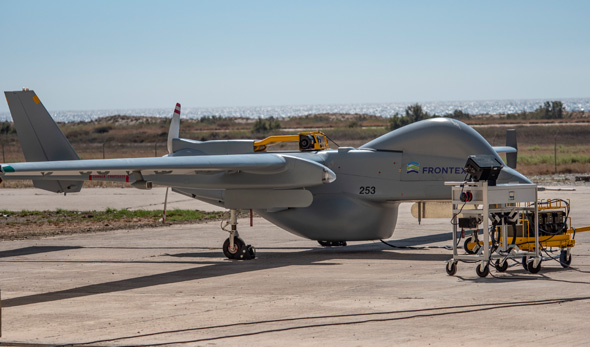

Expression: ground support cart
xmin=445 ymin=181 xmax=541 ymax=278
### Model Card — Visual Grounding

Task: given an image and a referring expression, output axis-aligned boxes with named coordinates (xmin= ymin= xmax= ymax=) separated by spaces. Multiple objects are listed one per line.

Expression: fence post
xmin=2 ymin=132 xmax=5 ymax=163
xmin=554 ymin=137 xmax=557 ymax=175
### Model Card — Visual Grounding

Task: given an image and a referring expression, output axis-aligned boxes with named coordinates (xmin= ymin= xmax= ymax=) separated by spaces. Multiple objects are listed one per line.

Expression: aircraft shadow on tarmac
xmin=0 ymin=246 xmax=83 ymax=258
xmin=1 ymin=237 xmax=452 ymax=309
xmin=2 ymin=233 xmax=588 ymax=309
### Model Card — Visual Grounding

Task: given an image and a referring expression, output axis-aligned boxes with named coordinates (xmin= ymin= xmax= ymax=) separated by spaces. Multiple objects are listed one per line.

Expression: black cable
xmin=52 ymin=296 xmax=590 ymax=347
xmin=379 ymin=239 xmax=454 ymax=250
xmin=450 ymin=200 xmax=468 ymax=227
xmin=488 ymin=264 xmax=534 ymax=280
xmin=450 ymin=174 xmax=470 ymax=227
xmin=541 ymin=248 xmax=590 ymax=274
xmin=572 ymin=226 xmax=576 ymax=240
xmin=125 ymin=299 xmax=574 ymax=346
xmin=323 ymin=133 xmax=340 ymax=148
xmin=380 ymin=239 xmax=427 ymax=249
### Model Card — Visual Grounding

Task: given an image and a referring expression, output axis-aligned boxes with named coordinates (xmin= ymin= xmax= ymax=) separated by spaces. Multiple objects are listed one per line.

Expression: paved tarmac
xmin=0 ymin=187 xmax=589 ymax=346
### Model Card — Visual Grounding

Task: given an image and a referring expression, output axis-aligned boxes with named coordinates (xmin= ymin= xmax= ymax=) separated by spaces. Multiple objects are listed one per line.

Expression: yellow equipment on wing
xmin=254 ymin=132 xmax=330 ymax=152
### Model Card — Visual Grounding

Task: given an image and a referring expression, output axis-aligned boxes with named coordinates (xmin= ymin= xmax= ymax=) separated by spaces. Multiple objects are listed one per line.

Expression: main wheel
xmin=223 ymin=237 xmax=245 ymax=259
xmin=495 ymin=259 xmax=508 ymax=272
xmin=476 ymin=263 xmax=490 ymax=278
xmin=527 ymin=259 xmax=542 ymax=274
xmin=318 ymin=240 xmax=347 ymax=247
xmin=559 ymin=250 xmax=572 ymax=268
xmin=446 ymin=261 xmax=457 ymax=276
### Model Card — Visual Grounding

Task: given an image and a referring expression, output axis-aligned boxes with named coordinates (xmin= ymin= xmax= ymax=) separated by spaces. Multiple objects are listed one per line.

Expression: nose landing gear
xmin=222 ymin=209 xmax=256 ymax=260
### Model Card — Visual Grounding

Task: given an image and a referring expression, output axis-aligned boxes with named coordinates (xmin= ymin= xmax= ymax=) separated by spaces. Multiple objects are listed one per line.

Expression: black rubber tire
xmin=463 ymin=237 xmax=476 ymax=254
xmin=299 ymin=137 xmax=312 ymax=150
xmin=318 ymin=240 xmax=347 ymax=247
xmin=495 ymin=259 xmax=508 ymax=272
xmin=446 ymin=261 xmax=457 ymax=276
xmin=476 ymin=263 xmax=490 ymax=278
xmin=243 ymin=245 xmax=257 ymax=260
xmin=560 ymin=250 xmax=572 ymax=268
xmin=527 ymin=259 xmax=542 ymax=274
xmin=223 ymin=237 xmax=245 ymax=259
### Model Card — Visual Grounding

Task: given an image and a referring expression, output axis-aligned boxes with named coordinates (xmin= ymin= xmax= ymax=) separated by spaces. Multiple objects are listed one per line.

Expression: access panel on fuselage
xmin=311 ymin=149 xmax=402 ymax=201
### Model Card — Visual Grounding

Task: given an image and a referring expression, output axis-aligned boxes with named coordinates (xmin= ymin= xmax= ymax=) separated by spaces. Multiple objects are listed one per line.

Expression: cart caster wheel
xmin=522 ymin=256 xmax=528 ymax=271
xmin=476 ymin=263 xmax=490 ymax=278
xmin=495 ymin=259 xmax=508 ymax=272
xmin=463 ymin=237 xmax=477 ymax=254
xmin=446 ymin=261 xmax=457 ymax=276
xmin=527 ymin=259 xmax=542 ymax=274
xmin=559 ymin=250 xmax=572 ymax=268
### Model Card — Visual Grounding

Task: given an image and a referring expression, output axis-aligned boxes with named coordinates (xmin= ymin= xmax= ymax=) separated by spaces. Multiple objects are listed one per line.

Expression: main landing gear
xmin=221 ymin=209 xmax=256 ymax=260
xmin=318 ymin=240 xmax=347 ymax=247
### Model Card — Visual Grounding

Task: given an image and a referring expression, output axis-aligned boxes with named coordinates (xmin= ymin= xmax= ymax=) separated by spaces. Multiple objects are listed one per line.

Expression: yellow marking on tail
xmin=33 ymin=95 xmax=41 ymax=104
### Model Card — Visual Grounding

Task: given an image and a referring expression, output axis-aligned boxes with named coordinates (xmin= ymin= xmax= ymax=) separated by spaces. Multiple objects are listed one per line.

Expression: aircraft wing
xmin=0 ymin=154 xmax=336 ymax=190
xmin=2 ymin=90 xmax=335 ymax=209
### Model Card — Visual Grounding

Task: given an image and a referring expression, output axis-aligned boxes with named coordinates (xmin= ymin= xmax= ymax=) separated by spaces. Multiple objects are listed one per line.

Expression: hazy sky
xmin=1 ymin=0 xmax=589 ymax=113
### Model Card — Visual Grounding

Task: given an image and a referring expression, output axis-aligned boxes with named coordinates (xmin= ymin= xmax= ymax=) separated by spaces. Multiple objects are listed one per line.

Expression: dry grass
xmin=0 ymin=208 xmax=223 ymax=240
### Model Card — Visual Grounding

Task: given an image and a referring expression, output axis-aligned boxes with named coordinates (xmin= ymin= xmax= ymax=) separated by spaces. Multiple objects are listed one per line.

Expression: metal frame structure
xmin=445 ymin=181 xmax=540 ymax=277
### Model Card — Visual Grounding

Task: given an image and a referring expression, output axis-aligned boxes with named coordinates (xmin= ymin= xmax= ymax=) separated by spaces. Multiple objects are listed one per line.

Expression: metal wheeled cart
xmin=444 ymin=181 xmax=540 ymax=277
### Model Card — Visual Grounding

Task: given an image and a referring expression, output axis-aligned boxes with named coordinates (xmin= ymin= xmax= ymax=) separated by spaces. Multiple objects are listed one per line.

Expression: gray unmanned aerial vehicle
xmin=1 ymin=90 xmax=530 ymax=259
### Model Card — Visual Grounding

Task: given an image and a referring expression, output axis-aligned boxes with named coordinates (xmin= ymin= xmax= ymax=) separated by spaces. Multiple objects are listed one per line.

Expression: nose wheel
xmin=221 ymin=209 xmax=256 ymax=260
xmin=223 ymin=237 xmax=256 ymax=260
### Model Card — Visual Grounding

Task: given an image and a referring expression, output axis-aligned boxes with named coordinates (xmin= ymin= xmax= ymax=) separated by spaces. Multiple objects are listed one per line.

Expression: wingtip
xmin=322 ymin=168 xmax=336 ymax=183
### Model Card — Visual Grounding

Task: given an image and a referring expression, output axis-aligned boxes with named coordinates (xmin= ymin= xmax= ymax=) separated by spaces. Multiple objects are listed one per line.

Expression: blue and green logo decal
xmin=406 ymin=162 xmax=419 ymax=174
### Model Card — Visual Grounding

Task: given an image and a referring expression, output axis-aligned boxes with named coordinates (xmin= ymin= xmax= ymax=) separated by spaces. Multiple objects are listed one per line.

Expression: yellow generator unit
xmin=463 ymin=198 xmax=589 ymax=268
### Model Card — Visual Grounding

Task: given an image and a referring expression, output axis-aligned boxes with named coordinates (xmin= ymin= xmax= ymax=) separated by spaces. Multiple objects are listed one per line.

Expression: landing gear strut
xmin=222 ymin=209 xmax=256 ymax=260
